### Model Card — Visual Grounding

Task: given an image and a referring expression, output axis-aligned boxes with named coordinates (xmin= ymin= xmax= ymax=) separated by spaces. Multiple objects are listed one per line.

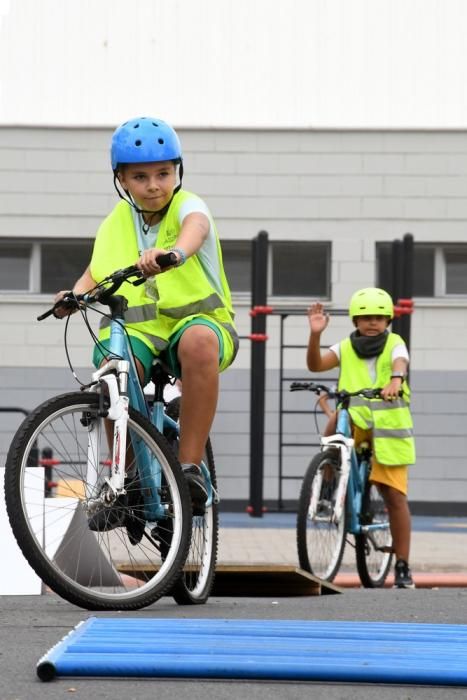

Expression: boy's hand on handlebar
xmin=53 ymin=291 xmax=79 ymax=318
xmin=380 ymin=379 xmax=403 ymax=402
xmin=307 ymin=302 xmax=329 ymax=334
xmin=137 ymin=248 xmax=177 ymax=276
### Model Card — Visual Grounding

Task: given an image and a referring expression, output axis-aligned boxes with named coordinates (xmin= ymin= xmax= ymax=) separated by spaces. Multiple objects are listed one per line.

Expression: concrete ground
xmin=1 ymin=513 xmax=467 ymax=700
xmin=219 ymin=512 xmax=467 ymax=586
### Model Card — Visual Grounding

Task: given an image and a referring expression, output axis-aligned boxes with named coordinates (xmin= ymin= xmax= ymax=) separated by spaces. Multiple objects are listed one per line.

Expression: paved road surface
xmin=1 ymin=514 xmax=467 ymax=700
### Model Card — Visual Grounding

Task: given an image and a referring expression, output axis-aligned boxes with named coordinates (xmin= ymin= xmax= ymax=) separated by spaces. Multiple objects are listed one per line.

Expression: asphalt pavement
xmin=1 ymin=513 xmax=467 ymax=700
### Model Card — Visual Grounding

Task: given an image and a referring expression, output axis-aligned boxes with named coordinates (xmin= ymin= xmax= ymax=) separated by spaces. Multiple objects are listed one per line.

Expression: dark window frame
xmin=374 ymin=241 xmax=467 ymax=298
xmin=0 ymin=238 xmax=93 ymax=294
xmin=222 ymin=239 xmax=331 ymax=299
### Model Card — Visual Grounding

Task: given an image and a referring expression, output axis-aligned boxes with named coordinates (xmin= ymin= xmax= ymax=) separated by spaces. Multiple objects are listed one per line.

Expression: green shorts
xmin=92 ymin=318 xmax=228 ymax=383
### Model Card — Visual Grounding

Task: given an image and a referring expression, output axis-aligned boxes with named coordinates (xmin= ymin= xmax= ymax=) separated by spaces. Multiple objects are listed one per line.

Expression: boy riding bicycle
xmin=306 ymin=287 xmax=416 ymax=589
xmin=55 ymin=116 xmax=238 ymax=514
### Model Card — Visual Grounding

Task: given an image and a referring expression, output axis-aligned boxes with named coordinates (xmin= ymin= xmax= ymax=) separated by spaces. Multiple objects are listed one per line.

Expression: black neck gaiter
xmin=350 ymin=330 xmax=389 ymax=358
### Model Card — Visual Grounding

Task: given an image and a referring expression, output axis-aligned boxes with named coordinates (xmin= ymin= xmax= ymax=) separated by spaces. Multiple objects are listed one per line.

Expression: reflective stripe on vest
xmin=373 ymin=428 xmax=414 ymax=439
xmin=99 ymin=304 xmax=156 ymax=326
xmin=338 ymin=333 xmax=416 ymax=465
xmin=350 ymin=397 xmax=409 ymax=411
xmin=160 ymin=292 xmax=224 ymax=319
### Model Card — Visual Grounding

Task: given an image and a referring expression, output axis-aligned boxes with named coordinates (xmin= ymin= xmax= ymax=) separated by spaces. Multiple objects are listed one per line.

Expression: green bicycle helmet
xmin=349 ymin=287 xmax=394 ymax=320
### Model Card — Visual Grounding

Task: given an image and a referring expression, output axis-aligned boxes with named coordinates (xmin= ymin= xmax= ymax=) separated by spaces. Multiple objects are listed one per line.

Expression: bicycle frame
xmin=335 ymin=407 xmax=367 ymax=535
xmin=317 ymin=407 xmax=389 ymax=538
xmin=87 ymin=297 xmax=215 ymax=521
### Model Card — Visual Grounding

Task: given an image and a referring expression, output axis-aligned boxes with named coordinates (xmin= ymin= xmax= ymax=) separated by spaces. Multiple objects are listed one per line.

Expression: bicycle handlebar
xmin=37 ymin=253 xmax=178 ymax=321
xmin=290 ymin=381 xmax=391 ymax=401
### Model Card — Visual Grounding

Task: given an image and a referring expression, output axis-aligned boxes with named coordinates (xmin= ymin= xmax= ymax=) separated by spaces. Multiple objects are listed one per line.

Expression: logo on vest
xmin=161 ymin=228 xmax=177 ymax=247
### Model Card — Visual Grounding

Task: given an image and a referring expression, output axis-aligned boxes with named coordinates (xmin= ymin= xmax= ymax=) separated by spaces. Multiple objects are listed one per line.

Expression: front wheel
xmin=296 ymin=450 xmax=346 ymax=582
xmin=4 ymin=392 xmax=192 ymax=610
xmin=164 ymin=397 xmax=219 ymax=604
xmin=355 ymin=481 xmax=393 ymax=587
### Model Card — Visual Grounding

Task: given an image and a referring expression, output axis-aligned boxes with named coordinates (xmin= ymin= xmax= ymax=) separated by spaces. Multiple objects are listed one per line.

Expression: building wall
xmin=1 ymin=126 xmax=467 ymax=511
xmin=2 ymin=0 xmax=467 ymax=130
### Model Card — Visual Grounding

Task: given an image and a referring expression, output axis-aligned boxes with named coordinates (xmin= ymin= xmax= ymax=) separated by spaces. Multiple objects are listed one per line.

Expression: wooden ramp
xmin=118 ymin=563 xmax=342 ymax=596
xmin=212 ymin=564 xmax=342 ymax=596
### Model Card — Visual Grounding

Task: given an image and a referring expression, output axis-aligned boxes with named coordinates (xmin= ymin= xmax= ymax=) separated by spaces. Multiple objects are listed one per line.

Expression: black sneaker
xmin=182 ymin=463 xmax=208 ymax=516
xmin=394 ymin=559 xmax=416 ymax=589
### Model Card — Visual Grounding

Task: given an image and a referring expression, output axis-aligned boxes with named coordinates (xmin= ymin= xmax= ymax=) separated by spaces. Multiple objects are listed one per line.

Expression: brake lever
xmin=360 ymin=388 xmax=382 ymax=399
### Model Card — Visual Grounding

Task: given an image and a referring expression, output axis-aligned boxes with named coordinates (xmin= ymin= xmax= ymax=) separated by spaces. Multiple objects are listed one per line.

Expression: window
xmin=376 ymin=242 xmax=467 ymax=298
xmin=222 ymin=240 xmax=251 ymax=293
xmin=444 ymin=249 xmax=467 ymax=294
xmin=41 ymin=242 xmax=92 ymax=293
xmin=0 ymin=243 xmax=31 ymax=291
xmin=272 ymin=241 xmax=330 ymax=297
xmin=222 ymin=239 xmax=331 ymax=297
xmin=0 ymin=239 xmax=92 ymax=294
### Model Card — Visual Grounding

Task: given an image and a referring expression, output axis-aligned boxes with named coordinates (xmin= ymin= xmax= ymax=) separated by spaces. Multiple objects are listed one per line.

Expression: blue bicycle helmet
xmin=111 ymin=117 xmax=182 ymax=170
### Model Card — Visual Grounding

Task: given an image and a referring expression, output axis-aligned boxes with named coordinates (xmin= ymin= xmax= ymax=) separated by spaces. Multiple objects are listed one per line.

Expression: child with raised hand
xmin=306 ymin=287 xmax=416 ymax=589
xmin=55 ymin=116 xmax=238 ymax=515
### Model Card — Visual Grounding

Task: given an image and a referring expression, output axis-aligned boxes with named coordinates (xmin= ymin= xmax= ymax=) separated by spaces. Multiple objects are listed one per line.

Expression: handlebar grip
xmin=131 ymin=253 xmax=177 ymax=287
xmin=37 ymin=308 xmax=57 ymax=321
xmin=37 ymin=294 xmax=79 ymax=321
xmin=157 ymin=252 xmax=177 ymax=269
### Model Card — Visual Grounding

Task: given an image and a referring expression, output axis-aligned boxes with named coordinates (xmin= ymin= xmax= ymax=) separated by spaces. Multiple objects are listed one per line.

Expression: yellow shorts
xmin=353 ymin=426 xmax=408 ymax=496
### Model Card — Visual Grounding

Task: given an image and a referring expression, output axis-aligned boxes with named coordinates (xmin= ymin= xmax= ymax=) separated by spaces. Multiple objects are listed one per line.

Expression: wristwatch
xmin=391 ymin=372 xmax=406 ymax=380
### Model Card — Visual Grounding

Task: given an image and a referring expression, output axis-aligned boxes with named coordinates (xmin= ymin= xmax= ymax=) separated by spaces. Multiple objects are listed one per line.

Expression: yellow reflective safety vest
xmin=338 ymin=333 xmax=416 ymax=466
xmin=90 ymin=192 xmax=238 ymax=360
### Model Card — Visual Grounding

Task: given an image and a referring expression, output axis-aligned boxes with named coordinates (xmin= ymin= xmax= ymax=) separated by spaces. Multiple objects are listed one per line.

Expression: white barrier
xmin=2 ymin=466 xmax=121 ymax=596
xmin=1 ymin=466 xmax=42 ymax=595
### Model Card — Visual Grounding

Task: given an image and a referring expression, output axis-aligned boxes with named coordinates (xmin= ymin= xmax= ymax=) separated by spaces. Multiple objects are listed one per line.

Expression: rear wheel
xmin=296 ymin=450 xmax=346 ymax=582
xmin=355 ymin=480 xmax=393 ymax=587
xmin=164 ymin=397 xmax=219 ymax=604
xmin=4 ymin=392 xmax=192 ymax=610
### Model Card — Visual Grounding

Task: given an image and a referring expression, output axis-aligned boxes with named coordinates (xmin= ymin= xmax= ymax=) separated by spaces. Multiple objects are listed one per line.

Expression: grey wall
xmin=1 ymin=365 xmax=466 ymax=514
xmin=1 ymin=126 xmax=467 ymax=512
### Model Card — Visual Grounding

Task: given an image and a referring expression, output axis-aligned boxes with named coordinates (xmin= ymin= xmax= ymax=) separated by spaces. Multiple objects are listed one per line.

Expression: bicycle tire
xmin=164 ymin=396 xmax=219 ymax=604
xmin=296 ymin=450 xmax=346 ymax=582
xmin=355 ymin=480 xmax=393 ymax=588
xmin=4 ymin=391 xmax=192 ymax=610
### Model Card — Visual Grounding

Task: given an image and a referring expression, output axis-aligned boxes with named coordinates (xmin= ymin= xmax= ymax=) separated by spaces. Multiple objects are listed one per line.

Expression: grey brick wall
xmin=1 ymin=126 xmax=467 ymax=512
xmin=1 ymin=365 xmax=466 ymax=513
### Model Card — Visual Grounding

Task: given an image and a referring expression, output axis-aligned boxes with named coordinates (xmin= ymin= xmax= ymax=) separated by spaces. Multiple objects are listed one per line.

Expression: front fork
xmin=308 ymin=436 xmax=353 ymax=525
xmin=86 ymin=361 xmax=166 ymax=520
xmin=84 ymin=365 xmax=129 ymax=514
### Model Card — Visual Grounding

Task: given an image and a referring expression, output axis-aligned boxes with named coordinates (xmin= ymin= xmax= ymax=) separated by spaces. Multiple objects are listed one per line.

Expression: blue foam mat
xmin=37 ymin=618 xmax=467 ymax=685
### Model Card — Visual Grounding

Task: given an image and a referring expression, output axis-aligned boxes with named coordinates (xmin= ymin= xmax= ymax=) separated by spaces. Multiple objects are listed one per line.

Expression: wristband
xmin=391 ymin=373 xmax=405 ymax=380
xmin=169 ymin=247 xmax=187 ymax=266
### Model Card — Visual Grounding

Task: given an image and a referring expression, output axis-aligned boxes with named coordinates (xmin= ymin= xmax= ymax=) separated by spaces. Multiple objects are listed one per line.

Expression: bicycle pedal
xmin=316 ymin=500 xmax=333 ymax=517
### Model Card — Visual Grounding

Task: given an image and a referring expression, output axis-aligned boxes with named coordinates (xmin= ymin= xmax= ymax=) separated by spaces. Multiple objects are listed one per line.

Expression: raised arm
xmin=306 ymin=303 xmax=339 ymax=372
